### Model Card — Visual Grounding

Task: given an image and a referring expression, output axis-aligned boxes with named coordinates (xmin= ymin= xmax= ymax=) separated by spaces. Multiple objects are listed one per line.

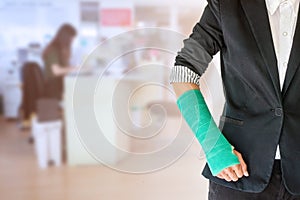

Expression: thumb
xmin=233 ymin=150 xmax=249 ymax=177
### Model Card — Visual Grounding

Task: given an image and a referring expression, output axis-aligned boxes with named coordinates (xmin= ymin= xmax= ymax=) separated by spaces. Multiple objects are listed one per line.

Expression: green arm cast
xmin=176 ymin=89 xmax=240 ymax=176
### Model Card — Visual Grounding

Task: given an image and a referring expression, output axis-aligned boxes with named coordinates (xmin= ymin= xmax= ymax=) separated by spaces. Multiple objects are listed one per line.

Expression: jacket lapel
xmin=282 ymin=6 xmax=300 ymax=97
xmin=240 ymin=0 xmax=281 ymax=101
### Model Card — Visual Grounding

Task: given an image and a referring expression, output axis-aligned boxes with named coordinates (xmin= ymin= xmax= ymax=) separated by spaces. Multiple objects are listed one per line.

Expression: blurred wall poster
xmin=100 ymin=8 xmax=132 ymax=27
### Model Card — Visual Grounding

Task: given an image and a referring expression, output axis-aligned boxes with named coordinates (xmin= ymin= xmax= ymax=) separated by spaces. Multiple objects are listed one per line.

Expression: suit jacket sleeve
xmin=174 ymin=0 xmax=224 ymax=77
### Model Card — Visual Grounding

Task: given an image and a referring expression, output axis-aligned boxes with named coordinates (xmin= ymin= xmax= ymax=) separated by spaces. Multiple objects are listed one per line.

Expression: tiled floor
xmin=0 ymin=117 xmax=209 ymax=200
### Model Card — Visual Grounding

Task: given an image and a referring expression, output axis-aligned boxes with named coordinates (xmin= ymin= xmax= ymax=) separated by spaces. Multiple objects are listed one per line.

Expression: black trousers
xmin=208 ymin=160 xmax=300 ymax=200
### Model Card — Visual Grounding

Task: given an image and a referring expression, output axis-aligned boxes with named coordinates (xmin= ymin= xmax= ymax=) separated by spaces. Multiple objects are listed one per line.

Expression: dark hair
xmin=43 ymin=23 xmax=77 ymax=66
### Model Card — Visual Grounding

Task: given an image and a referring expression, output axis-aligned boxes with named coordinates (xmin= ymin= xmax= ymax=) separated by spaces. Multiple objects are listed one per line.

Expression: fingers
xmin=232 ymin=164 xmax=243 ymax=178
xmin=217 ymin=174 xmax=224 ymax=179
xmin=226 ymin=168 xmax=239 ymax=181
xmin=221 ymin=172 xmax=232 ymax=182
xmin=217 ymin=165 xmax=243 ymax=182
xmin=216 ymin=150 xmax=249 ymax=182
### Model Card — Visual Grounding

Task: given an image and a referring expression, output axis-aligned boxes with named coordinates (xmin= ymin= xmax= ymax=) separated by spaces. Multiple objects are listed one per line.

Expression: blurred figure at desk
xmin=42 ymin=23 xmax=77 ymax=100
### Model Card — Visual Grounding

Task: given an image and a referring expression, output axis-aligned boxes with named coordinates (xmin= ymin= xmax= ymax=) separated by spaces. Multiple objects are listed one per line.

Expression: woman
xmin=42 ymin=23 xmax=77 ymax=100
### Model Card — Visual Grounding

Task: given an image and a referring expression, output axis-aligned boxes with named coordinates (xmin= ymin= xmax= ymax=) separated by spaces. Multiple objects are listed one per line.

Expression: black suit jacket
xmin=175 ymin=0 xmax=300 ymax=195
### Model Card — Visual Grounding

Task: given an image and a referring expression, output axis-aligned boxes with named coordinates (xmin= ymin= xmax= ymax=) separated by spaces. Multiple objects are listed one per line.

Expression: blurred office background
xmin=0 ymin=0 xmax=225 ymax=199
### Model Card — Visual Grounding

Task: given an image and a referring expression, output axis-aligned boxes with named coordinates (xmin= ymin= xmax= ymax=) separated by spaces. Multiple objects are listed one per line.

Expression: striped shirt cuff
xmin=169 ymin=65 xmax=201 ymax=86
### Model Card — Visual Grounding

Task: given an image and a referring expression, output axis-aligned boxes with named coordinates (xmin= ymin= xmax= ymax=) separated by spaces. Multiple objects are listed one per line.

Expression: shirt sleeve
xmin=169 ymin=65 xmax=201 ymax=85
xmin=170 ymin=0 xmax=224 ymax=84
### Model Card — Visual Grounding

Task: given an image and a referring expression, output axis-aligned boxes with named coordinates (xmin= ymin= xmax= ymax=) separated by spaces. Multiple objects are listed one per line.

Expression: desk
xmin=64 ymin=70 xmax=166 ymax=166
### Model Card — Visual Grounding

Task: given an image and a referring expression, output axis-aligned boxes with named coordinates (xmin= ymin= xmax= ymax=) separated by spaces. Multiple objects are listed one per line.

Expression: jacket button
xmin=275 ymin=108 xmax=283 ymax=117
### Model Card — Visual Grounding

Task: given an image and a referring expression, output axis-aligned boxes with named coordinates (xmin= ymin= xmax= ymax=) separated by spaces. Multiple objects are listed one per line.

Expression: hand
xmin=69 ymin=66 xmax=80 ymax=72
xmin=216 ymin=150 xmax=249 ymax=182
